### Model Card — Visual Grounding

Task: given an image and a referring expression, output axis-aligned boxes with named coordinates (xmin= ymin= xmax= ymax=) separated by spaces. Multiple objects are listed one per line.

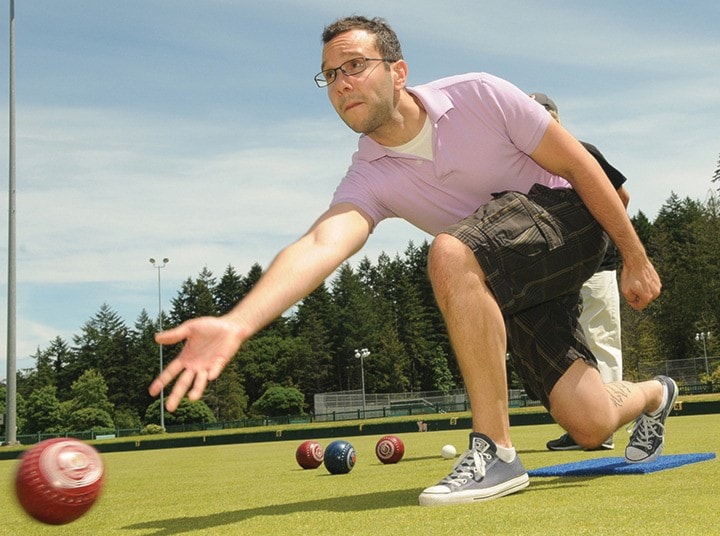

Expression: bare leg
xmin=428 ymin=234 xmax=511 ymax=448
xmin=549 ymin=359 xmax=664 ymax=448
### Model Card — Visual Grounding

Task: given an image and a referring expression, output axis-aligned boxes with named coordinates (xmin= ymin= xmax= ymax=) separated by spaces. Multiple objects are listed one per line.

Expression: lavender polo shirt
xmin=330 ymin=72 xmax=570 ymax=235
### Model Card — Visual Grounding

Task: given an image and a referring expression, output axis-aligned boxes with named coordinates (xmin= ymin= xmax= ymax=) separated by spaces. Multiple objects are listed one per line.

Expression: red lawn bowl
xmin=375 ymin=435 xmax=405 ymax=464
xmin=295 ymin=440 xmax=324 ymax=469
xmin=15 ymin=438 xmax=105 ymax=525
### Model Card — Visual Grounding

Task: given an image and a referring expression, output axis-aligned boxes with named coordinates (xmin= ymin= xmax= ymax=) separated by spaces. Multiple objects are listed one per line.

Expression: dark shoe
xmin=548 ymin=432 xmax=614 ymax=451
xmin=625 ymin=376 xmax=678 ymax=463
xmin=546 ymin=433 xmax=580 ymax=451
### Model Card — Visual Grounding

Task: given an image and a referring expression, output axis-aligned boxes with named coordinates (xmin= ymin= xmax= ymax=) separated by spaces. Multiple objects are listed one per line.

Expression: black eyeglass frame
xmin=314 ymin=57 xmax=395 ymax=87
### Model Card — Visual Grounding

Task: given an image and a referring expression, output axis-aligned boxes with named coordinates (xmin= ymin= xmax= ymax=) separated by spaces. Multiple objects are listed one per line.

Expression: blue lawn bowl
xmin=323 ymin=440 xmax=357 ymax=474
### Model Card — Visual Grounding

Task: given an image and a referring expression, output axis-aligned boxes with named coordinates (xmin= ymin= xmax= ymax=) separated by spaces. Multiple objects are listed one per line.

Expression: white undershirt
xmin=385 ymin=115 xmax=433 ymax=160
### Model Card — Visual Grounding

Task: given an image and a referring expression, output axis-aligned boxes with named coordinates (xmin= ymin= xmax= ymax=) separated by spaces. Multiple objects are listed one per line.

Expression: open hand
xmin=148 ymin=316 xmax=245 ymax=412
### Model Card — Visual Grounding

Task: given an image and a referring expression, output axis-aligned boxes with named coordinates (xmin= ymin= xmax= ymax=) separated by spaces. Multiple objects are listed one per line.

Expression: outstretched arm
xmin=530 ymin=120 xmax=660 ymax=310
xmin=149 ymin=202 xmax=372 ymax=411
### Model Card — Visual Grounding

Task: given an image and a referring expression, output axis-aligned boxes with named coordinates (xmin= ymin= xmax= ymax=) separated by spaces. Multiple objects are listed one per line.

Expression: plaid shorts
xmin=443 ymin=184 xmax=609 ymax=408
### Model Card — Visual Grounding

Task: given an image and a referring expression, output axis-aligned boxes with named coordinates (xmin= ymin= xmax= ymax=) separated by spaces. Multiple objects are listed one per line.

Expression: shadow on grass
xmin=395 ymin=454 xmax=446 ymax=462
xmin=123 ymin=488 xmax=424 ymax=535
xmin=516 ymin=448 xmax=557 ymax=455
xmin=123 ymin=474 xmax=603 ymax=535
xmin=520 ymin=475 xmax=602 ymax=491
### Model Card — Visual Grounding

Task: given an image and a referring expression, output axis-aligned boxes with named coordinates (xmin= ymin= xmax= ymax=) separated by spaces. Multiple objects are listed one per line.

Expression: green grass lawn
xmin=1 ymin=414 xmax=718 ymax=535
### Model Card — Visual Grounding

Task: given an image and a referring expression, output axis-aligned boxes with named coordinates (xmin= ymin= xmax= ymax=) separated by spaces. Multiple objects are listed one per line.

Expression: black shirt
xmin=580 ymin=142 xmax=628 ymax=272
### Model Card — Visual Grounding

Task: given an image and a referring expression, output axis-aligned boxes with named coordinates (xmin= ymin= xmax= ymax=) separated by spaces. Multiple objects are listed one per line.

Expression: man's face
xmin=320 ymin=29 xmax=397 ymax=136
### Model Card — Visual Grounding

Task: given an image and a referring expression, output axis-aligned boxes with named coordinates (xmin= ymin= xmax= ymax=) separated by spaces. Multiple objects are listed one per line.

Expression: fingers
xmin=148 ymin=324 xmax=196 ymax=403
xmin=624 ymin=285 xmax=660 ymax=311
xmin=208 ymin=358 xmax=230 ymax=382
xmin=187 ymin=370 xmax=209 ymax=401
xmin=165 ymin=368 xmax=197 ymax=411
xmin=149 ymin=356 xmax=212 ymax=411
xmin=627 ymin=293 xmax=645 ymax=311
xmin=148 ymin=356 xmax=185 ymax=397
xmin=155 ymin=324 xmax=190 ymax=345
xmin=147 ymin=317 xmax=242 ymax=412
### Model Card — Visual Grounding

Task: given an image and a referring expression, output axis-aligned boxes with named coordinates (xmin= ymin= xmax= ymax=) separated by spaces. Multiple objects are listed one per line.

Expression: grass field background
xmin=1 ymin=414 xmax=718 ymax=535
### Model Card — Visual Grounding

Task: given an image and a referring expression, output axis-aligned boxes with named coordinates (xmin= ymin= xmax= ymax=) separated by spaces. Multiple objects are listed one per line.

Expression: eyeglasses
xmin=314 ymin=57 xmax=394 ymax=87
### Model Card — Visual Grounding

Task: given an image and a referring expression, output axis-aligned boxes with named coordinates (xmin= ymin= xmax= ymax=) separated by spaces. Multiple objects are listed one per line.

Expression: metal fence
xmin=313 ymin=387 xmax=541 ymax=423
xmin=638 ymin=356 xmax=720 ymax=385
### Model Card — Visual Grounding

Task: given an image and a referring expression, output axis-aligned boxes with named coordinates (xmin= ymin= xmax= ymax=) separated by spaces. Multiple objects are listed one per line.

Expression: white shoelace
xmin=441 ymin=447 xmax=492 ymax=488
xmin=627 ymin=413 xmax=664 ymax=449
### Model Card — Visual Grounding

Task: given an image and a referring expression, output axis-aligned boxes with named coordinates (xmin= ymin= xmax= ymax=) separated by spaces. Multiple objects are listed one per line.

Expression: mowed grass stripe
xmin=0 ymin=414 xmax=717 ymax=535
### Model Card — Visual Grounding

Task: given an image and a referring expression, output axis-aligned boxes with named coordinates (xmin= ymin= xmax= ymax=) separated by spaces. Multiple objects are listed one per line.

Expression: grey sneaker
xmin=625 ymin=375 xmax=678 ymax=463
xmin=547 ymin=433 xmax=614 ymax=451
xmin=419 ymin=433 xmax=529 ymax=506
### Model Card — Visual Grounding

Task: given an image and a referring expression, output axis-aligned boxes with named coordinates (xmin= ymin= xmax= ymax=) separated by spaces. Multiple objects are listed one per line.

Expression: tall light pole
xmin=354 ymin=348 xmax=370 ymax=416
xmin=150 ymin=258 xmax=169 ymax=430
xmin=4 ymin=0 xmax=17 ymax=446
xmin=695 ymin=331 xmax=711 ymax=376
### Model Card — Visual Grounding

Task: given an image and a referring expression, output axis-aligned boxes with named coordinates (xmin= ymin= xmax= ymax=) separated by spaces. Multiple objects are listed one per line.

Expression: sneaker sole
xmin=418 ymin=473 xmax=529 ymax=506
xmin=547 ymin=444 xmax=582 ymax=451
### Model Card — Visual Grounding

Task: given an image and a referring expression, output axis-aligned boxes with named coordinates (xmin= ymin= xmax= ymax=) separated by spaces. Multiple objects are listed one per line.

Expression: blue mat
xmin=528 ymin=453 xmax=716 ymax=477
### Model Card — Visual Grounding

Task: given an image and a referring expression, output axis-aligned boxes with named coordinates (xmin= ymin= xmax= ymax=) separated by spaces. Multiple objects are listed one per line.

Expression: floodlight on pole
xmin=354 ymin=348 xmax=370 ymax=417
xmin=150 ymin=258 xmax=169 ymax=430
xmin=695 ymin=331 xmax=711 ymax=376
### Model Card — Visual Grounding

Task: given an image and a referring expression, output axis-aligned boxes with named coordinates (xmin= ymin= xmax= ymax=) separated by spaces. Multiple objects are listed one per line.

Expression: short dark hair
xmin=321 ymin=16 xmax=403 ymax=61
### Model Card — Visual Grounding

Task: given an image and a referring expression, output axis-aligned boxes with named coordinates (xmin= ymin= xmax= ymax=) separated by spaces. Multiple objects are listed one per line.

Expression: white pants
xmin=580 ymin=270 xmax=622 ymax=383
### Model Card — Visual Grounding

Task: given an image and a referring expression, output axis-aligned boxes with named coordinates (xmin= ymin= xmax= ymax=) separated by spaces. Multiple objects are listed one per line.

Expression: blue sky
xmin=1 ymin=1 xmax=719 ymax=377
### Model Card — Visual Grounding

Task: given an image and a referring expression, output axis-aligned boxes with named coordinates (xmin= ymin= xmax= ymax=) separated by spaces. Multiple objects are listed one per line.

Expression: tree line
xmin=4 ymin=182 xmax=720 ymax=436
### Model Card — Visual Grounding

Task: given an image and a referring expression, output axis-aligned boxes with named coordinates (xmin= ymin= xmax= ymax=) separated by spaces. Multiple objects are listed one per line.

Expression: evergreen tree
xmin=47 ymin=336 xmax=78 ymax=401
xmin=631 ymin=211 xmax=655 ymax=254
xmin=241 ymin=263 xmax=264 ymax=297
xmin=428 ymin=345 xmax=455 ymax=392
xmin=204 ymin=362 xmax=248 ymax=421
xmin=16 ymin=169 xmax=720 ymax=428
xmin=688 ymin=193 xmax=720 ymax=355
xmin=18 ymin=346 xmax=56 ymax=398
xmin=66 ymin=369 xmax=115 ymax=423
xmin=290 ymin=283 xmax=336 ymax=396
xmin=329 ymin=263 xmax=379 ymax=391
xmin=620 ymin=298 xmax=663 ymax=379
xmin=215 ymin=265 xmax=245 ymax=315
xmin=128 ymin=309 xmax=165 ymax=421
xmin=72 ymin=304 xmax=134 ymax=410
xmin=402 ymin=241 xmax=455 ymax=382
xmin=237 ymin=262 xmax=288 ymax=336
xmin=369 ymin=323 xmax=410 ymax=393
xmin=170 ymin=267 xmax=218 ymax=324
xmin=236 ymin=335 xmax=300 ymax=403
xmin=650 ymin=195 xmax=707 ymax=361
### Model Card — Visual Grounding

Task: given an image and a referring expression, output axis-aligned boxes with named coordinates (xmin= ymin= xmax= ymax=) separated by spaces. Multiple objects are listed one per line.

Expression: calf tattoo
xmin=605 ymin=382 xmax=633 ymax=407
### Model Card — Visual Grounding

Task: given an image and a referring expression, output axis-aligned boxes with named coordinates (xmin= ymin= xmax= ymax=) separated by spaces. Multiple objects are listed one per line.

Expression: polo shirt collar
xmin=356 ymin=84 xmax=454 ymax=161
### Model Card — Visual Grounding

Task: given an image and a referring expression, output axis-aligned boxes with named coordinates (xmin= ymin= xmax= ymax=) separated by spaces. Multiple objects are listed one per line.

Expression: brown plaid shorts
xmin=443 ymin=184 xmax=609 ymax=408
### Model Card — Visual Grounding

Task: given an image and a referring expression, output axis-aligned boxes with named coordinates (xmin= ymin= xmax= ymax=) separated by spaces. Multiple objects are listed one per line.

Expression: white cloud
xmin=0 ymin=1 xmax=718 ymax=379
